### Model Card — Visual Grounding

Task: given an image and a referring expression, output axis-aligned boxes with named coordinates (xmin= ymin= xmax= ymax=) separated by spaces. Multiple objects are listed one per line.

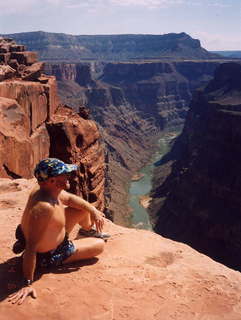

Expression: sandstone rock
xmin=0 ymin=97 xmax=50 ymax=178
xmin=0 ymin=45 xmax=10 ymax=54
xmin=1 ymin=178 xmax=241 ymax=320
xmin=79 ymin=106 xmax=90 ymax=119
xmin=0 ymin=81 xmax=49 ymax=132
xmin=8 ymin=59 xmax=19 ymax=71
xmin=0 ymin=38 xmax=104 ymax=213
xmin=1 ymin=37 xmax=15 ymax=44
xmin=9 ymin=44 xmax=25 ymax=52
xmin=0 ymin=65 xmax=16 ymax=81
xmin=47 ymin=105 xmax=105 ymax=211
xmin=20 ymin=62 xmax=44 ymax=81
xmin=38 ymin=76 xmax=49 ymax=84
xmin=10 ymin=51 xmax=38 ymax=66
xmin=0 ymin=53 xmax=11 ymax=64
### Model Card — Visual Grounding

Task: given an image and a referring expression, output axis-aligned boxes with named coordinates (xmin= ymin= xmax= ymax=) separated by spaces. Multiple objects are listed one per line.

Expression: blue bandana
xmin=34 ymin=158 xmax=78 ymax=182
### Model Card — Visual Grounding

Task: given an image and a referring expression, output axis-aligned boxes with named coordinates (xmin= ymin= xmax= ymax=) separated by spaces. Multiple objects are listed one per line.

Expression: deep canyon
xmin=150 ymin=62 xmax=241 ymax=270
xmin=1 ymin=33 xmax=241 ymax=319
xmin=1 ymin=32 xmax=241 ymax=269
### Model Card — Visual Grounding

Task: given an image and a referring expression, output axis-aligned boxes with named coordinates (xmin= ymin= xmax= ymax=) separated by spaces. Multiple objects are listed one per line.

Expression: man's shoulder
xmin=59 ymin=190 xmax=71 ymax=205
xmin=30 ymin=201 xmax=55 ymax=219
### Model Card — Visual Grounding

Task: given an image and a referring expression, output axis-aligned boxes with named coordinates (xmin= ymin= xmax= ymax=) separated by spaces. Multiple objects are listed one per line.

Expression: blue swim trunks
xmin=37 ymin=235 xmax=76 ymax=268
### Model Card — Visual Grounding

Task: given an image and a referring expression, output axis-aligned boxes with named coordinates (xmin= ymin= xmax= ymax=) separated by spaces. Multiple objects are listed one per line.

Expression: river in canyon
xmin=128 ymin=132 xmax=179 ymax=230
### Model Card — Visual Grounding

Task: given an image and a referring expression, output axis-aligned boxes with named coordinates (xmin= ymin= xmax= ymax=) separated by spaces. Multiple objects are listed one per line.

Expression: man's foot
xmin=78 ymin=228 xmax=111 ymax=240
xmin=12 ymin=240 xmax=25 ymax=254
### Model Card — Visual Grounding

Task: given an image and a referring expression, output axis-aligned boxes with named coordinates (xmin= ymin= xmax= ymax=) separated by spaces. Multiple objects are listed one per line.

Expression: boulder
xmin=8 ymin=59 xmax=19 ymax=71
xmin=47 ymin=105 xmax=105 ymax=210
xmin=0 ymin=65 xmax=16 ymax=81
xmin=9 ymin=45 xmax=25 ymax=53
xmin=10 ymin=51 xmax=38 ymax=66
xmin=0 ymin=53 xmax=11 ymax=64
xmin=20 ymin=62 xmax=44 ymax=81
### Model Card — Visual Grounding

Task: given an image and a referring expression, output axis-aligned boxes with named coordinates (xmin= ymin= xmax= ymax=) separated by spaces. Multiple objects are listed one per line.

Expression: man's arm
xmin=23 ymin=203 xmax=54 ymax=280
xmin=60 ymin=191 xmax=105 ymax=232
xmin=8 ymin=202 xmax=54 ymax=304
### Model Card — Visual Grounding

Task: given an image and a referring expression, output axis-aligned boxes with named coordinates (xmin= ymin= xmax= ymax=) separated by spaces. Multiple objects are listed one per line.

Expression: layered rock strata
xmin=150 ymin=62 xmax=241 ymax=270
xmin=1 ymin=178 xmax=241 ymax=320
xmin=0 ymin=38 xmax=105 ymax=210
xmin=4 ymin=31 xmax=220 ymax=61
xmin=0 ymin=37 xmax=58 ymax=178
xmin=45 ymin=60 xmax=221 ymax=224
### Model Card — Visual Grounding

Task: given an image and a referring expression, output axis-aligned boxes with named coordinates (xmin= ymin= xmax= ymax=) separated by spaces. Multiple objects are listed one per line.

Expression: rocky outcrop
xmin=45 ymin=60 xmax=222 ymax=224
xmin=0 ymin=38 xmax=105 ymax=211
xmin=4 ymin=31 xmax=220 ymax=61
xmin=0 ymin=38 xmax=58 ymax=178
xmin=149 ymin=62 xmax=241 ymax=270
xmin=46 ymin=105 xmax=105 ymax=210
xmin=1 ymin=178 xmax=241 ymax=320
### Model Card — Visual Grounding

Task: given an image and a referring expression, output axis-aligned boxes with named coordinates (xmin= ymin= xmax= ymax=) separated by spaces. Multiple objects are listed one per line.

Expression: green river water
xmin=128 ymin=133 xmax=178 ymax=230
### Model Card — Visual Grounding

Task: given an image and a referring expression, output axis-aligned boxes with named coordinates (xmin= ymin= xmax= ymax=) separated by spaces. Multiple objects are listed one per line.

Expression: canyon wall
xmin=45 ymin=60 xmax=222 ymax=224
xmin=0 ymin=37 xmax=105 ymax=210
xmin=149 ymin=62 xmax=241 ymax=270
xmin=4 ymin=31 xmax=220 ymax=61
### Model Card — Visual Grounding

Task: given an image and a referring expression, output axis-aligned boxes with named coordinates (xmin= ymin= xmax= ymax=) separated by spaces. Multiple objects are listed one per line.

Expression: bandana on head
xmin=34 ymin=158 xmax=78 ymax=182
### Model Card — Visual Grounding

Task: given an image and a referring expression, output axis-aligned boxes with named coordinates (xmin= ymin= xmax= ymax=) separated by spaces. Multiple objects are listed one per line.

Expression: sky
xmin=0 ymin=0 xmax=240 ymax=50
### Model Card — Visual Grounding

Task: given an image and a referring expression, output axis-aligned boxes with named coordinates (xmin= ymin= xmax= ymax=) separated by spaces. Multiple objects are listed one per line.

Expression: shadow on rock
xmin=0 ymin=255 xmax=99 ymax=302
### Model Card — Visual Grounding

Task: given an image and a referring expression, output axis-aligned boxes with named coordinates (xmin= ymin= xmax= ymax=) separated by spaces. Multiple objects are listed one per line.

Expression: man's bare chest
xmin=48 ymin=203 xmax=66 ymax=229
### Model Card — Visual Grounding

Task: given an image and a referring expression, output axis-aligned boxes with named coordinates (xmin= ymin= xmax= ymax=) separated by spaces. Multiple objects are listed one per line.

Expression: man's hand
xmin=90 ymin=209 xmax=105 ymax=233
xmin=8 ymin=286 xmax=37 ymax=305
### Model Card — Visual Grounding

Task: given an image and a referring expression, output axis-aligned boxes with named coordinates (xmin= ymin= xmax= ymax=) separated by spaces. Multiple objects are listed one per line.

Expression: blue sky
xmin=0 ymin=0 xmax=240 ymax=50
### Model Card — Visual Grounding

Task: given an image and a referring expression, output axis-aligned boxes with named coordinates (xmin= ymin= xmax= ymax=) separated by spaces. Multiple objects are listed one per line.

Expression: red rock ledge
xmin=0 ymin=178 xmax=241 ymax=320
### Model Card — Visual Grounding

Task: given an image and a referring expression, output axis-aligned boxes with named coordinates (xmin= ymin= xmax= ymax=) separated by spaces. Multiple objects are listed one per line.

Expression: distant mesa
xmin=212 ymin=51 xmax=241 ymax=59
xmin=1 ymin=31 xmax=220 ymax=62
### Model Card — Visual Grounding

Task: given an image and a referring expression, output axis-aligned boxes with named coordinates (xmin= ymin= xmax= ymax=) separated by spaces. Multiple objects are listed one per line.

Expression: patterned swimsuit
xmin=13 ymin=225 xmax=76 ymax=267
xmin=36 ymin=234 xmax=76 ymax=267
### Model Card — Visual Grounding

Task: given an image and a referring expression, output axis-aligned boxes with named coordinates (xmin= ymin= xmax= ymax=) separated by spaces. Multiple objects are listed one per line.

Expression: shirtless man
xmin=8 ymin=158 xmax=107 ymax=305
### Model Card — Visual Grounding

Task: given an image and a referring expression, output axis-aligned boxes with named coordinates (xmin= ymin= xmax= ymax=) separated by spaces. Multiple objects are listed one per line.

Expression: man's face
xmin=53 ymin=174 xmax=70 ymax=190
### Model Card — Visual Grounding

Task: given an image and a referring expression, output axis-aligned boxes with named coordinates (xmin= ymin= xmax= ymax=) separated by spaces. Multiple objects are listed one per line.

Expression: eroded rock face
xmin=150 ymin=62 xmax=241 ymax=270
xmin=0 ymin=51 xmax=59 ymax=178
xmin=1 ymin=178 xmax=241 ymax=320
xmin=45 ymin=60 xmax=222 ymax=224
xmin=3 ymin=31 xmax=220 ymax=61
xmin=0 ymin=38 xmax=105 ymax=211
xmin=47 ymin=105 xmax=105 ymax=210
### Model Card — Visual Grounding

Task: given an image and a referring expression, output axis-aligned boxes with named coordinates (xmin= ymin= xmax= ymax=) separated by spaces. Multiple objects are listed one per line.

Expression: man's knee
xmin=94 ymin=239 xmax=105 ymax=256
xmin=84 ymin=238 xmax=105 ymax=257
xmin=65 ymin=206 xmax=85 ymax=216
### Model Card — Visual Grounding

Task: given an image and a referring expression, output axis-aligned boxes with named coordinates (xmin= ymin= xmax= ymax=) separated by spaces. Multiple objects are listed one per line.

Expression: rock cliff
xmin=45 ymin=60 xmax=222 ymax=224
xmin=1 ymin=178 xmax=241 ymax=320
xmin=150 ymin=62 xmax=241 ymax=270
xmin=3 ymin=31 xmax=220 ymax=61
xmin=0 ymin=37 xmax=105 ymax=210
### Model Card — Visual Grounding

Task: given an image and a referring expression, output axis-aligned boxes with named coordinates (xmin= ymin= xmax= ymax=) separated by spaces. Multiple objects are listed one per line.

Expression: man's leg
xmin=65 ymin=207 xmax=93 ymax=234
xmin=63 ymin=238 xmax=104 ymax=264
xmin=65 ymin=207 xmax=110 ymax=239
xmin=64 ymin=206 xmax=105 ymax=264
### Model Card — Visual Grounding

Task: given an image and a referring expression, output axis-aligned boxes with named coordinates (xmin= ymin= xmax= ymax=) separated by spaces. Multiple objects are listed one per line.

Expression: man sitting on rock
xmin=8 ymin=158 xmax=109 ymax=305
